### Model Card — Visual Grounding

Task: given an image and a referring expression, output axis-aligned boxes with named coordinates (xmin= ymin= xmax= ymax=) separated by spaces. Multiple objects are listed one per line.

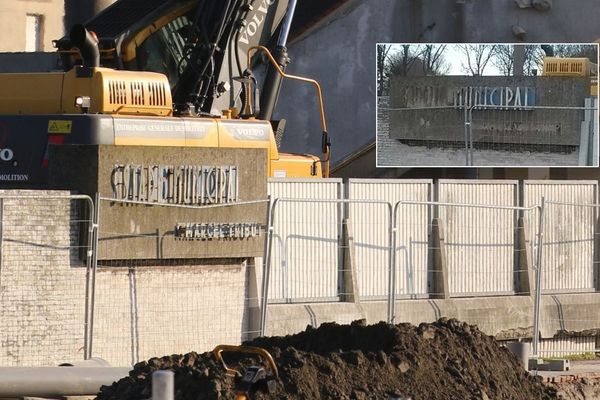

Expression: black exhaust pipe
xmin=541 ymin=44 xmax=554 ymax=57
xmin=70 ymin=24 xmax=100 ymax=68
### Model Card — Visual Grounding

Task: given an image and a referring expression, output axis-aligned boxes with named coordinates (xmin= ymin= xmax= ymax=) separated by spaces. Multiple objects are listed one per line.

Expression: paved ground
xmin=536 ymin=360 xmax=600 ymax=381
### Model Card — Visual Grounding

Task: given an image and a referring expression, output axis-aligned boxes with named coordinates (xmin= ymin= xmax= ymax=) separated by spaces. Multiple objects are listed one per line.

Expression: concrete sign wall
xmin=49 ymin=145 xmax=268 ymax=260
xmin=389 ymin=76 xmax=589 ymax=147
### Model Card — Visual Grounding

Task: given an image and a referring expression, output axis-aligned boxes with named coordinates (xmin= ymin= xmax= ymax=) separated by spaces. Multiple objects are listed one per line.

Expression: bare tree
xmin=387 ymin=44 xmax=423 ymax=76
xmin=421 ymin=44 xmax=449 ymax=75
xmin=377 ymin=44 xmax=392 ymax=95
xmin=551 ymin=44 xmax=598 ymax=62
xmin=523 ymin=46 xmax=545 ymax=75
xmin=458 ymin=44 xmax=497 ymax=76
xmin=491 ymin=45 xmax=514 ymax=76
xmin=491 ymin=44 xmax=544 ymax=76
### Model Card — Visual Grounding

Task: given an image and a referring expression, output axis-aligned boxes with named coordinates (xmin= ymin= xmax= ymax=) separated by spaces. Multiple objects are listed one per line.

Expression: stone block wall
xmin=0 ymin=191 xmax=252 ymax=367
xmin=92 ymin=264 xmax=249 ymax=367
xmin=0 ymin=191 xmax=87 ymax=366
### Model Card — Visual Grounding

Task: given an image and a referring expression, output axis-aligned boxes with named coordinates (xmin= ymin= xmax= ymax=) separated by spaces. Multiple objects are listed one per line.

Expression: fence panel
xmin=265 ymin=198 xmax=345 ymax=303
xmin=267 ymin=179 xmax=342 ymax=302
xmin=0 ymin=192 xmax=93 ymax=366
xmin=345 ymin=201 xmax=393 ymax=299
xmin=437 ymin=181 xmax=519 ymax=296
xmin=347 ymin=179 xmax=432 ymax=298
xmin=91 ymin=198 xmax=263 ymax=367
xmin=524 ymin=180 xmax=598 ymax=292
xmin=397 ymin=202 xmax=533 ymax=298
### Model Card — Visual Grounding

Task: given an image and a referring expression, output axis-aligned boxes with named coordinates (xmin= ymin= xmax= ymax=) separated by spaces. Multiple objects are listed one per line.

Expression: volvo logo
xmin=238 ymin=0 xmax=277 ymax=45
xmin=0 ymin=148 xmax=14 ymax=161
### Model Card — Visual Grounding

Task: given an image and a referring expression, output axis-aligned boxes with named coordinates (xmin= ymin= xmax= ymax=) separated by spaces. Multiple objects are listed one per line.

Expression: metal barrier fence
xmin=261 ymin=198 xmax=544 ymax=330
xmin=4 ymin=188 xmax=600 ymax=365
xmin=378 ymin=103 xmax=597 ymax=166
xmin=0 ymin=193 xmax=94 ymax=366
xmin=394 ymin=201 xmax=540 ymax=298
xmin=261 ymin=194 xmax=600 ymax=357
xmin=264 ymin=198 xmax=393 ymax=304
xmin=533 ymin=199 xmax=600 ymax=358
xmin=88 ymin=197 xmax=269 ymax=366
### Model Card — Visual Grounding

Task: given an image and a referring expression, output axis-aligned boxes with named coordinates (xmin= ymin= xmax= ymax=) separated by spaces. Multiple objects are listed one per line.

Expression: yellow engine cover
xmin=543 ymin=57 xmax=597 ymax=77
xmin=0 ymin=67 xmax=173 ymax=116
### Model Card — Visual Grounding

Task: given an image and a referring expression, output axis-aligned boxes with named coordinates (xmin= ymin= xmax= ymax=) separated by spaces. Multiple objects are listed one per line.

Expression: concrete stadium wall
xmin=0 ymin=0 xmax=64 ymax=52
xmin=0 ymin=191 xmax=254 ymax=367
xmin=262 ymin=293 xmax=600 ymax=343
xmin=389 ymin=76 xmax=589 ymax=146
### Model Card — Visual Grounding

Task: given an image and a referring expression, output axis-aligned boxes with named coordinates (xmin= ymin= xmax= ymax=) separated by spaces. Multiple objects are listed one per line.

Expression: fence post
xmin=341 ymin=218 xmax=359 ymax=302
xmin=388 ymin=202 xmax=397 ymax=324
xmin=430 ymin=218 xmax=449 ymax=299
xmin=152 ymin=370 xmax=174 ymax=400
xmin=87 ymin=193 xmax=101 ymax=358
xmin=468 ymin=106 xmax=474 ymax=166
xmin=594 ymin=211 xmax=600 ymax=291
xmin=259 ymin=197 xmax=276 ymax=337
xmin=532 ymin=197 xmax=546 ymax=358
xmin=83 ymin=197 xmax=95 ymax=360
xmin=463 ymin=106 xmax=469 ymax=166
xmin=515 ymin=216 xmax=533 ymax=296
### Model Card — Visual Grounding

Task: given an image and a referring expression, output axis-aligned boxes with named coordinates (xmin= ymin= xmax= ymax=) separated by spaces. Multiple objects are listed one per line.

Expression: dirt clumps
xmin=550 ymin=377 xmax=600 ymax=400
xmin=96 ymin=318 xmax=558 ymax=400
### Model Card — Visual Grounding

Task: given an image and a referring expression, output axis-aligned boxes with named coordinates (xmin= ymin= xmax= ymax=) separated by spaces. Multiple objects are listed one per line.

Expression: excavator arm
xmin=55 ymin=0 xmax=290 ymax=116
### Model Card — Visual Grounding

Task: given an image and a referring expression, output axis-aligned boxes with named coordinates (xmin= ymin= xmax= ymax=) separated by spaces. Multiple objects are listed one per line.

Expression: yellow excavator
xmin=541 ymin=44 xmax=598 ymax=95
xmin=0 ymin=0 xmax=330 ymax=186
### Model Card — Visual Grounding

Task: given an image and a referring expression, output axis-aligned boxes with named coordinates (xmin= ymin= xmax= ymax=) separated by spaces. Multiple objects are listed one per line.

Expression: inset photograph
xmin=376 ymin=43 xmax=599 ymax=167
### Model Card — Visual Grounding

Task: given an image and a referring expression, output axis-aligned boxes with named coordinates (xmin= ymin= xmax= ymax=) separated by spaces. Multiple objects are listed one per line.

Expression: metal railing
xmin=378 ymin=103 xmax=598 ymax=166
xmin=87 ymin=196 xmax=269 ymax=366
xmin=4 ymin=186 xmax=600 ymax=365
xmin=260 ymin=197 xmax=546 ymax=335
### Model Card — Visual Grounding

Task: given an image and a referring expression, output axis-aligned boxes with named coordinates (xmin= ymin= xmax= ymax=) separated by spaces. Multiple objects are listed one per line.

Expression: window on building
xmin=25 ymin=14 xmax=44 ymax=52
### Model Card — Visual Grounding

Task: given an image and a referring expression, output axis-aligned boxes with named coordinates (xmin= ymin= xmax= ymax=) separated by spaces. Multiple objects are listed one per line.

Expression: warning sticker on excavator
xmin=48 ymin=120 xmax=72 ymax=134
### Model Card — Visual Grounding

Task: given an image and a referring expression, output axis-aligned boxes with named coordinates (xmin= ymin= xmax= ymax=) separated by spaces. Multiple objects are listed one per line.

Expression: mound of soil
xmin=551 ymin=378 xmax=600 ymax=400
xmin=96 ymin=318 xmax=557 ymax=400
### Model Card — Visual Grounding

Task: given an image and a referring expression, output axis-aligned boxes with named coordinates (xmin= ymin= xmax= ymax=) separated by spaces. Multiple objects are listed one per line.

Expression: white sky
xmin=444 ymin=45 xmax=501 ymax=75
xmin=386 ymin=44 xmax=504 ymax=76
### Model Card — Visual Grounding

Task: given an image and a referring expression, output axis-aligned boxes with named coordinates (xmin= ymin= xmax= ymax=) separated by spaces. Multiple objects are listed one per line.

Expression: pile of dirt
xmin=96 ymin=318 xmax=558 ymax=400
xmin=550 ymin=378 xmax=600 ymax=400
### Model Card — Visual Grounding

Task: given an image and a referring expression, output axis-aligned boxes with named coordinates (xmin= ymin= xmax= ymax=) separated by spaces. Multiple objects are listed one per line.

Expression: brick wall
xmin=0 ymin=191 xmax=252 ymax=367
xmin=92 ymin=264 xmax=249 ymax=367
xmin=0 ymin=191 xmax=87 ymax=366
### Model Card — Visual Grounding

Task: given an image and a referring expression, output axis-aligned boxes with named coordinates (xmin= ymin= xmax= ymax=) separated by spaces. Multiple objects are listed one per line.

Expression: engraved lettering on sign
xmin=111 ymin=164 xmax=239 ymax=205
xmin=174 ymin=223 xmax=262 ymax=240
xmin=452 ymin=86 xmax=536 ymax=110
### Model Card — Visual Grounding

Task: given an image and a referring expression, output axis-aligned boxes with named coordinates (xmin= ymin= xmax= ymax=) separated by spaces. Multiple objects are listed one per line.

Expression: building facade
xmin=0 ymin=0 xmax=116 ymax=53
xmin=0 ymin=0 xmax=65 ymax=52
